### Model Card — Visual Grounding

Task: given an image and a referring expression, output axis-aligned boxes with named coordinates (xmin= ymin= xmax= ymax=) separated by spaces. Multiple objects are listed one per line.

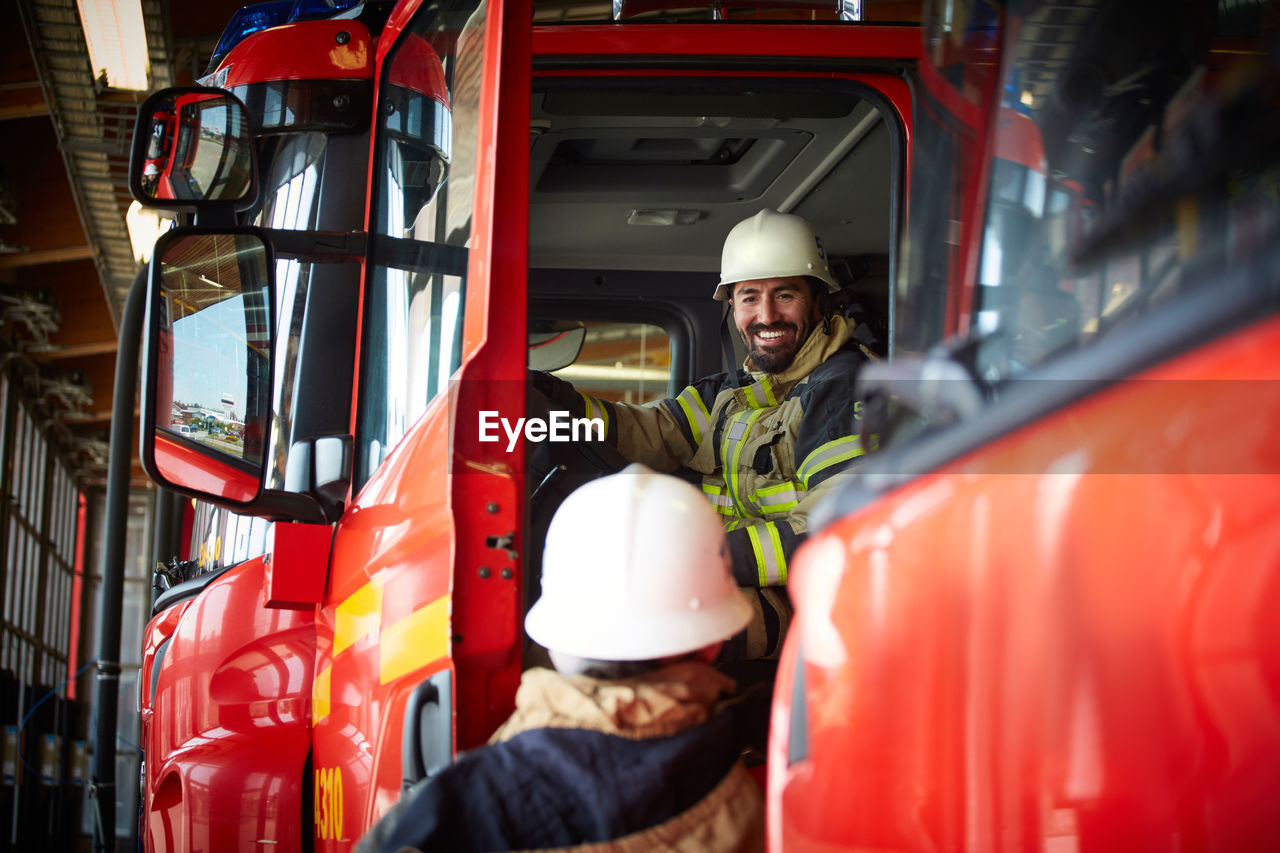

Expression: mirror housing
xmin=141 ymin=226 xmax=275 ymax=509
xmin=129 ymin=87 xmax=259 ymax=213
xmin=528 ymin=322 xmax=587 ymax=373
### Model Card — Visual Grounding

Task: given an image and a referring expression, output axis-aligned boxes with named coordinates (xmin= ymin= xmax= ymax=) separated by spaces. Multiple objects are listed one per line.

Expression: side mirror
xmin=130 ymin=87 xmax=259 ymax=212
xmin=528 ymin=324 xmax=586 ymax=373
xmin=141 ymin=227 xmax=274 ymax=507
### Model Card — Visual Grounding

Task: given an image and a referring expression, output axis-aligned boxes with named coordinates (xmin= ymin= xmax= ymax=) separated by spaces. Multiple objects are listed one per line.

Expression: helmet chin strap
xmin=721 ymin=302 xmax=741 ymax=385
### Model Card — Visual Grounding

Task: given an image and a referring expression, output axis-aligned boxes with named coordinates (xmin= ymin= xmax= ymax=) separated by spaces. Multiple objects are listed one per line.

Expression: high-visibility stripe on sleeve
xmin=798 ymin=435 xmax=864 ymax=489
xmin=676 ymin=386 xmax=711 ymax=446
xmin=702 ymin=482 xmax=738 ymax=516
xmin=751 ymin=481 xmax=806 ymax=514
xmin=746 ymin=522 xmax=788 ymax=586
xmin=578 ymin=392 xmax=610 ymax=437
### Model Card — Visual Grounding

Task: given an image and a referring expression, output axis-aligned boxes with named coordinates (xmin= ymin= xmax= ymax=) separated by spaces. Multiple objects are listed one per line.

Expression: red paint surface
xmin=769 ymin=316 xmax=1280 ymax=851
xmin=217 ymin=21 xmax=373 ymax=85
xmin=143 ymin=558 xmax=316 ymax=852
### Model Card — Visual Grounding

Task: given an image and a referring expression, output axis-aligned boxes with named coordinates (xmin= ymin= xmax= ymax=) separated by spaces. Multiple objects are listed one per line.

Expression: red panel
xmin=217 ymin=21 xmax=374 ymax=85
xmin=770 ymin=316 xmax=1280 ymax=850
xmin=267 ymin=522 xmax=333 ymax=606
xmin=532 ymin=23 xmax=921 ymax=61
xmin=154 ymin=433 xmax=260 ymax=503
xmin=144 ymin=558 xmax=316 ymax=852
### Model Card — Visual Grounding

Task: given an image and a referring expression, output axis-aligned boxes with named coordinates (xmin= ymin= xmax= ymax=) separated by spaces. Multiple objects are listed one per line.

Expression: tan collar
xmin=489 ymin=662 xmax=737 ymax=743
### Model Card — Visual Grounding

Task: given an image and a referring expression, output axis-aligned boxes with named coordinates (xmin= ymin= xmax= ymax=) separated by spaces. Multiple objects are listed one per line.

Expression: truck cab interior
xmin=520 ymin=73 xmax=906 ymax=680
xmin=527 ymin=77 xmax=900 ymax=382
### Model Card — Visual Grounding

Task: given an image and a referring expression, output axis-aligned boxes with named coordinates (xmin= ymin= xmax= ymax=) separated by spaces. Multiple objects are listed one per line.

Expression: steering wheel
xmin=526 ymin=385 xmax=627 ymax=497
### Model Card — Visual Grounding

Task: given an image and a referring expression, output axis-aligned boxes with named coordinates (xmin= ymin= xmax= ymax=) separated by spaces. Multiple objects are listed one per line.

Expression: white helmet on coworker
xmin=526 ymin=464 xmax=752 ymax=661
xmin=714 ymin=208 xmax=839 ymax=301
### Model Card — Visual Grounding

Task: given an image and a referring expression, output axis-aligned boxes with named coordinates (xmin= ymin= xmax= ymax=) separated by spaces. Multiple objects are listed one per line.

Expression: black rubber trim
xmin=152 ymin=564 xmax=235 ymax=616
xmin=402 ymin=669 xmax=454 ymax=789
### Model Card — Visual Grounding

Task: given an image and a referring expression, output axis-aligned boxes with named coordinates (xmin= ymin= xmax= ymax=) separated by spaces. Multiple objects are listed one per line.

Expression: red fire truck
xmin=768 ymin=0 xmax=1280 ymax=850
xmin=115 ymin=0 xmax=1279 ymax=850
xmin=124 ymin=0 xmax=918 ymax=849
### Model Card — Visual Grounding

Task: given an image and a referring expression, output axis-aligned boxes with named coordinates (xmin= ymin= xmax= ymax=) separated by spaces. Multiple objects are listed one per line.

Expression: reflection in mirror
xmin=528 ymin=323 xmax=586 ymax=373
xmin=151 ymin=232 xmax=272 ymax=501
xmin=137 ymin=89 xmax=254 ymax=204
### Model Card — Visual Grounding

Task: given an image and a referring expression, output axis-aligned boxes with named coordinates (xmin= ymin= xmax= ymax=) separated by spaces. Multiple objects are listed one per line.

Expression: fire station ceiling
xmin=1 ymin=0 xmax=252 ymax=487
xmin=529 ymin=84 xmax=893 ymax=272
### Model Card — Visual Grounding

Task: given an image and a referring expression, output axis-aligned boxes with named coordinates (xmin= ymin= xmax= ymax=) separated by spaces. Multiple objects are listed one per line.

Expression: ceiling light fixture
xmin=76 ymin=0 xmax=150 ymax=91
xmin=626 ymin=209 xmax=702 ymax=227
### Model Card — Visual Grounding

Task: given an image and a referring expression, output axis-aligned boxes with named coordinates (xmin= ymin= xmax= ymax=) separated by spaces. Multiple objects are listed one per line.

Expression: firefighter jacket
xmin=356 ymin=662 xmax=764 ymax=853
xmin=535 ymin=314 xmax=870 ymax=595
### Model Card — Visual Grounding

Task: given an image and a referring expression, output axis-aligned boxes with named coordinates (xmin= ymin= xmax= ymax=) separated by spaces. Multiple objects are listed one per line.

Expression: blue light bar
xmin=207 ymin=1 xmax=293 ymax=74
xmin=205 ymin=0 xmax=366 ymax=76
xmin=289 ymin=0 xmax=363 ymax=21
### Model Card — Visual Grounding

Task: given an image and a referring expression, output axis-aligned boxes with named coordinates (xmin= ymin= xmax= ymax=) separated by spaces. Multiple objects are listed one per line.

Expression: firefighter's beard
xmin=745 ymin=323 xmax=805 ymax=374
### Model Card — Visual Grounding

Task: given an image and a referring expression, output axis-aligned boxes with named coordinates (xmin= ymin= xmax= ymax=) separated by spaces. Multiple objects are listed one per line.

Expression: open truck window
xmin=357 ymin=0 xmax=481 ymax=486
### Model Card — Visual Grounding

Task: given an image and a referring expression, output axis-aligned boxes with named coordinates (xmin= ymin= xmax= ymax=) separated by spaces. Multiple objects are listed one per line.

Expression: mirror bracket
xmin=192 ymin=205 xmax=243 ymax=230
xmin=254 ymin=490 xmax=329 ymax=525
xmin=285 ymin=435 xmax=354 ymax=523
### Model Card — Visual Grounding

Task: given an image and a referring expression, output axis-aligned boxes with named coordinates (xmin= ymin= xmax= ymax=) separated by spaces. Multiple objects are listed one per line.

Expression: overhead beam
xmin=0 ymin=82 xmax=48 ymax=119
xmin=0 ymin=245 xmax=94 ymax=268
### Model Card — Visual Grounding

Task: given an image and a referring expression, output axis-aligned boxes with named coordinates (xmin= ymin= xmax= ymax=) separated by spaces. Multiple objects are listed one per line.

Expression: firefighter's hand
xmin=527 ymin=368 xmax=580 ymax=413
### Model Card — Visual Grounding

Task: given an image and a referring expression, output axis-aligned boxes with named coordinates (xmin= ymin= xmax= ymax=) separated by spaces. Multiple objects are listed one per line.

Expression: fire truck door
xmin=311 ymin=0 xmax=531 ymax=847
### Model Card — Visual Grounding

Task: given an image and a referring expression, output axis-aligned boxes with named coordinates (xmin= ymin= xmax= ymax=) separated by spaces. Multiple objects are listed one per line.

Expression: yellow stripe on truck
xmin=380 ymin=596 xmax=450 ymax=685
xmin=313 ymin=665 xmax=331 ymax=722
xmin=333 ymin=577 xmax=383 ymax=657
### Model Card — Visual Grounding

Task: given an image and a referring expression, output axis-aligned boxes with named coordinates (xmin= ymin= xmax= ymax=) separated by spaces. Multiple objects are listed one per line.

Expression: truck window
xmin=550 ymin=321 xmax=673 ymax=404
xmin=356 ymin=0 xmax=483 ymax=486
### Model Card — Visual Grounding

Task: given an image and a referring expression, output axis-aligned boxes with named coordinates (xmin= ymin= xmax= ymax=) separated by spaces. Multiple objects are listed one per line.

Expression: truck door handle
xmin=401 ymin=669 xmax=453 ymax=790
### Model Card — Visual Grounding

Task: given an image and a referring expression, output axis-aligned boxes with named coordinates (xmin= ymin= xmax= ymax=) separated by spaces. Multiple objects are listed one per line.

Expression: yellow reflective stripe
xmin=746 ymin=525 xmax=768 ymax=586
xmin=333 ymin=578 xmax=383 ymax=657
xmin=676 ymin=387 xmax=710 ymax=446
xmin=752 ymin=481 xmax=805 ymax=513
xmin=724 ymin=517 xmax=742 ymax=532
xmin=746 ymin=522 xmax=788 ymax=585
xmin=313 ymin=665 xmax=331 ymax=722
xmin=798 ymin=435 xmax=864 ymax=489
xmin=759 ymin=376 xmax=778 ymax=406
xmin=380 ymin=596 xmax=449 ymax=685
xmin=701 ymin=484 xmax=735 ymax=510
xmin=579 ymin=392 xmax=610 ymax=437
xmin=722 ymin=409 xmax=765 ymax=514
xmin=767 ymin=523 xmax=788 ymax=585
xmin=742 ymin=376 xmax=779 ymax=409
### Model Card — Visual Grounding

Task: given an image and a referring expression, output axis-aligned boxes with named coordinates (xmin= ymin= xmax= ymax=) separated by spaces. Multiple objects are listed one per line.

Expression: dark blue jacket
xmin=360 ymin=710 xmax=741 ymax=852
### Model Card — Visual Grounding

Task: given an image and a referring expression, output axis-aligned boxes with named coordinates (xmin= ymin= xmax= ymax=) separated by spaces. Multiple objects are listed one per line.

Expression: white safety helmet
xmin=714 ymin=208 xmax=839 ymax=301
xmin=526 ymin=464 xmax=752 ymax=661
